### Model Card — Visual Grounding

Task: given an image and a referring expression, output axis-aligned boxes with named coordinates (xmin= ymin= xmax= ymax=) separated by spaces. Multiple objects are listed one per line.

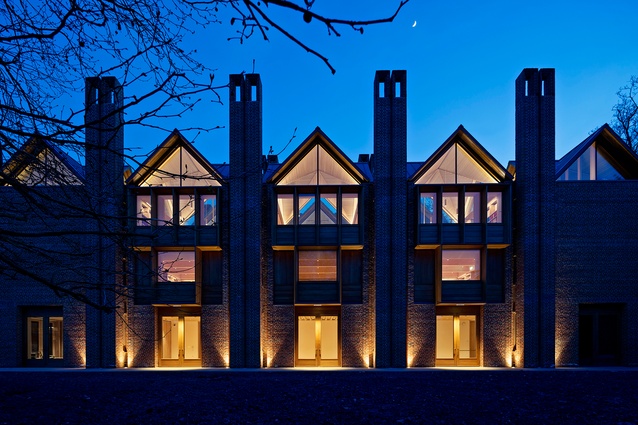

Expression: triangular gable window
xmin=140 ymin=146 xmax=220 ymax=187
xmin=16 ymin=149 xmax=82 ymax=186
xmin=277 ymin=145 xmax=358 ymax=186
xmin=416 ymin=144 xmax=497 ymax=184
xmin=558 ymin=142 xmax=624 ymax=181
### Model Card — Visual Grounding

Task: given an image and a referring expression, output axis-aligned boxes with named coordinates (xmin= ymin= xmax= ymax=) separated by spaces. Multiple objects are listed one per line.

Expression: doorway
xmin=295 ymin=306 xmax=340 ymax=367
xmin=23 ymin=307 xmax=64 ymax=367
xmin=436 ymin=307 xmax=480 ymax=366
xmin=157 ymin=307 xmax=201 ymax=367
xmin=579 ymin=304 xmax=622 ymax=366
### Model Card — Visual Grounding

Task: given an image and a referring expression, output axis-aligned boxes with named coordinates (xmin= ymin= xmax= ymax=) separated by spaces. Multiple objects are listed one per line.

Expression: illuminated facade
xmin=1 ymin=69 xmax=637 ymax=368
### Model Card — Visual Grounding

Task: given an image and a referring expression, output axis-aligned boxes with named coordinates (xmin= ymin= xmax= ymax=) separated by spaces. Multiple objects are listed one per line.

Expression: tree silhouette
xmin=0 ymin=1 xmax=409 ymax=312
xmin=611 ymin=76 xmax=638 ymax=152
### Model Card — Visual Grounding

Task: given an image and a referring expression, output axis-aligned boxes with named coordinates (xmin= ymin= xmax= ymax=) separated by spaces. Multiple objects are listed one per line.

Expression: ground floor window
xmin=23 ymin=307 xmax=64 ymax=367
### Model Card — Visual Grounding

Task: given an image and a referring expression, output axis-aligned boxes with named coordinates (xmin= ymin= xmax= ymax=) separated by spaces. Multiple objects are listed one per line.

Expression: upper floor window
xmin=442 ymin=250 xmax=480 ymax=280
xmin=419 ymin=189 xmax=504 ymax=224
xmin=558 ymin=142 xmax=624 ymax=181
xmin=158 ymin=251 xmax=195 ymax=282
xmin=298 ymin=250 xmax=337 ymax=281
xmin=278 ymin=190 xmax=358 ymax=226
xmin=136 ymin=191 xmax=216 ymax=227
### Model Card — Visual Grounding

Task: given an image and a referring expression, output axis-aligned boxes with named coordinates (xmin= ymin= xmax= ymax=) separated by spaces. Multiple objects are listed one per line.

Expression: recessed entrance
xmin=436 ymin=307 xmax=480 ymax=366
xmin=295 ymin=307 xmax=340 ymax=367
xmin=579 ymin=304 xmax=623 ymax=366
xmin=157 ymin=307 xmax=201 ymax=367
xmin=23 ymin=307 xmax=64 ymax=367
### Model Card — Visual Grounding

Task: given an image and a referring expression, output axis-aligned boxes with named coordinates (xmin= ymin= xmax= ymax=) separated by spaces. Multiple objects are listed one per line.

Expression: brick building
xmin=1 ymin=68 xmax=637 ymax=368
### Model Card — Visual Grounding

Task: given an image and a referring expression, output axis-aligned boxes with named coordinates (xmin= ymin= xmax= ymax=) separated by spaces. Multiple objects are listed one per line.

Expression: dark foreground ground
xmin=1 ymin=368 xmax=637 ymax=425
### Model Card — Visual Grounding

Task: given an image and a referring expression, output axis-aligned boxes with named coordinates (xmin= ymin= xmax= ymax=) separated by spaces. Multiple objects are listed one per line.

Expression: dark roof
xmin=409 ymin=125 xmax=513 ymax=182
xmin=2 ymin=136 xmax=85 ymax=183
xmin=265 ymin=127 xmax=368 ymax=184
xmin=555 ymin=124 xmax=638 ymax=179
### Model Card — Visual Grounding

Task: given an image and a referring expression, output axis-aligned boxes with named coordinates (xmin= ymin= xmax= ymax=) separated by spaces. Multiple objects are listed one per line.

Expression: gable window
xmin=559 ymin=142 xmax=625 ymax=181
xmin=442 ymin=250 xmax=480 ymax=280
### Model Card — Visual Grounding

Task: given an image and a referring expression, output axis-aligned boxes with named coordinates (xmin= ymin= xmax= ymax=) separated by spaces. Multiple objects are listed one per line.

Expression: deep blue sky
xmin=124 ymin=0 xmax=638 ymax=168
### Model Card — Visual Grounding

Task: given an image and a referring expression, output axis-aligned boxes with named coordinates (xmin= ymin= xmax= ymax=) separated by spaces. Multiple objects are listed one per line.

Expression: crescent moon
xmin=412 ymin=21 xmax=417 ymax=28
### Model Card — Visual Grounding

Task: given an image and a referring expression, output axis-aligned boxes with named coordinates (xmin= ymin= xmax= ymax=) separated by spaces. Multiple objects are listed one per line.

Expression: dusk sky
xmin=124 ymin=0 xmax=638 ymax=169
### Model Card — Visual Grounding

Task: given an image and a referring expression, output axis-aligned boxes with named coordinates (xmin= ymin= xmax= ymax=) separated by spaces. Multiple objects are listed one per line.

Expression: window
xmin=442 ymin=250 xmax=480 ymax=280
xmin=442 ymin=193 xmax=458 ymax=223
xmin=277 ymin=194 xmax=294 ymax=225
xmin=559 ymin=142 xmax=625 ymax=181
xmin=341 ymin=193 xmax=359 ymax=225
xmin=298 ymin=251 xmax=337 ymax=281
xmin=419 ymin=193 xmax=437 ymax=224
xmin=134 ymin=191 xmax=217 ymax=227
xmin=277 ymin=190 xmax=359 ymax=226
xmin=24 ymin=308 xmax=64 ymax=365
xmin=487 ymin=192 xmax=502 ymax=223
xmin=136 ymin=195 xmax=151 ymax=226
xmin=29 ymin=317 xmax=64 ymax=360
xmin=464 ymin=192 xmax=480 ymax=223
xmin=157 ymin=194 xmax=173 ymax=225
xmin=178 ymin=194 xmax=195 ymax=225
xmin=298 ymin=194 xmax=316 ymax=225
xmin=200 ymin=194 xmax=216 ymax=226
xmin=320 ymin=193 xmax=338 ymax=224
xmin=158 ymin=251 xmax=195 ymax=282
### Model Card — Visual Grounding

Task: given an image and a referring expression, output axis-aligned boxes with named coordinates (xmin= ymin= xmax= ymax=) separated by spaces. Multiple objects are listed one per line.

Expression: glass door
xmin=436 ymin=308 xmax=480 ymax=366
xmin=295 ymin=307 xmax=340 ymax=367
xmin=24 ymin=307 xmax=64 ymax=367
xmin=159 ymin=311 xmax=201 ymax=367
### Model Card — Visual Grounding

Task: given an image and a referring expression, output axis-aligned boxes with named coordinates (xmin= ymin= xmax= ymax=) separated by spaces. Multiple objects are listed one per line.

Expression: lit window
xmin=341 ymin=193 xmax=359 ymax=224
xmin=298 ymin=194 xmax=316 ymax=225
xmin=442 ymin=250 xmax=480 ymax=280
xmin=200 ymin=195 xmax=216 ymax=226
xmin=158 ymin=251 xmax=195 ymax=282
xmin=419 ymin=193 xmax=437 ymax=224
xmin=136 ymin=195 xmax=151 ymax=226
xmin=277 ymin=194 xmax=294 ymax=225
xmin=178 ymin=195 xmax=195 ymax=225
xmin=298 ymin=251 xmax=337 ymax=281
xmin=442 ymin=193 xmax=458 ymax=223
xmin=559 ymin=142 xmax=625 ymax=181
xmin=27 ymin=317 xmax=63 ymax=360
xmin=464 ymin=192 xmax=480 ymax=223
xmin=157 ymin=194 xmax=173 ymax=225
xmin=487 ymin=192 xmax=502 ymax=223
xmin=320 ymin=193 xmax=337 ymax=224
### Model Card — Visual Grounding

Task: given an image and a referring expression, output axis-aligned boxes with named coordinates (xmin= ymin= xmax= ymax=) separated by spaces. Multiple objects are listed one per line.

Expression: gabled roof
xmin=410 ymin=125 xmax=512 ymax=183
xmin=266 ymin=127 xmax=368 ymax=185
xmin=555 ymin=124 xmax=638 ymax=179
xmin=2 ymin=135 xmax=85 ymax=185
xmin=126 ymin=129 xmax=223 ymax=187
